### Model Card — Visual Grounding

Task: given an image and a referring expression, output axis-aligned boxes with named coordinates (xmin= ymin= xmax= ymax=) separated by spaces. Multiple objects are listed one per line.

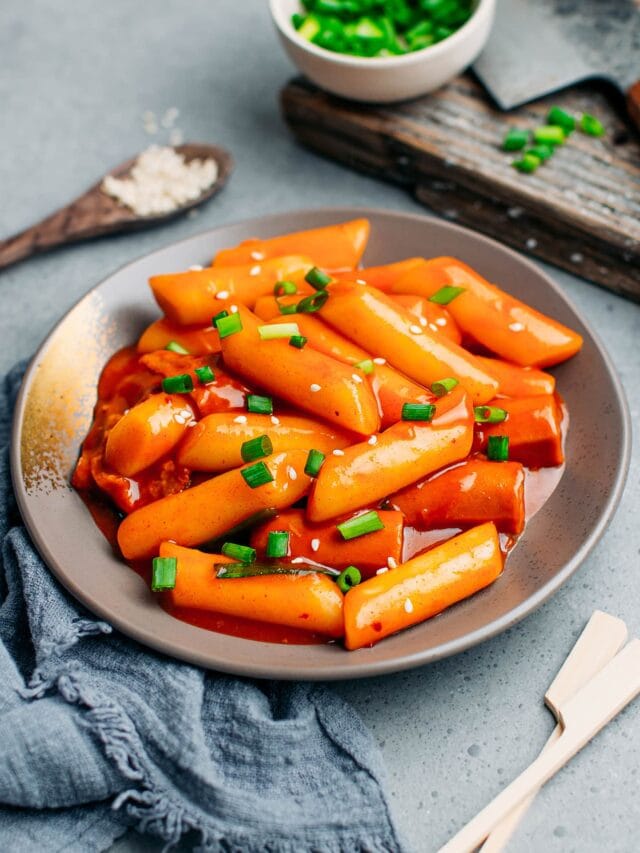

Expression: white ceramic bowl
xmin=269 ymin=0 xmax=496 ymax=103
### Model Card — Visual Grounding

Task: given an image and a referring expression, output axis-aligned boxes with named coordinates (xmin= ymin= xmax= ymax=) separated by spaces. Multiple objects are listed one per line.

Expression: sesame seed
xmin=332 ymin=449 xmax=345 ymax=456
xmin=250 ymin=251 xmax=265 ymax=261
xmin=229 ymin=305 xmax=238 ymax=313
xmin=419 ymin=316 xmax=428 ymax=327
xmin=525 ymin=238 xmax=538 ymax=250
xmin=429 ymin=322 xmax=439 ymax=332
xmin=570 ymin=252 xmax=584 ymax=263
xmin=189 ymin=264 xmax=204 ymax=271
xmin=215 ymin=290 xmax=229 ymax=300
xmin=368 ymin=435 xmax=378 ymax=445
xmin=409 ymin=324 xmax=422 ymax=335
xmin=310 ymin=383 xmax=321 ymax=393
xmin=509 ymin=322 xmax=525 ymax=332
xmin=249 ymin=265 xmax=261 ymax=276
xmin=310 ymin=538 xmax=320 ymax=552
xmin=352 ymin=373 xmax=363 ymax=384
xmin=291 ymin=557 xmax=307 ymax=564
xmin=387 ymin=556 xmax=398 ymax=569
xmin=373 ymin=357 xmax=386 ymax=365
xmin=404 ymin=598 xmax=414 ymax=613
xmin=376 ymin=567 xmax=389 ymax=575
xmin=356 ymin=278 xmax=367 ymax=285
xmin=271 ymin=416 xmax=280 ymax=425
xmin=288 ymin=466 xmax=297 ymax=480
xmin=233 ymin=415 xmax=247 ymax=424
xmin=435 ymin=317 xmax=446 ymax=326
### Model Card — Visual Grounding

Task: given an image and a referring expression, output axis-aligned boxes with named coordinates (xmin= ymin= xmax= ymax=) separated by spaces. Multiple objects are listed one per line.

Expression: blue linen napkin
xmin=0 ymin=362 xmax=405 ymax=853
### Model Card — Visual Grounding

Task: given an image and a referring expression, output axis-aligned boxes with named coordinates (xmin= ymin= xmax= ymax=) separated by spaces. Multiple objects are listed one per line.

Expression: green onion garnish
xmin=266 ymin=530 xmax=290 ymax=559
xmin=526 ymin=144 xmax=554 ymax=162
xmin=502 ymin=129 xmax=529 ymax=151
xmin=305 ymin=266 xmax=332 ymax=290
xmin=401 ymin=402 xmax=436 ymax=422
xmin=474 ymin=405 xmax=508 ymax=424
xmin=215 ymin=312 xmax=243 ymax=338
xmin=246 ymin=394 xmax=273 ymax=415
xmin=274 ymin=280 xmax=298 ymax=296
xmin=513 ymin=154 xmax=541 ymax=174
xmin=547 ymin=106 xmax=575 ymax=133
xmin=289 ymin=335 xmax=308 ymax=349
xmin=161 ymin=373 xmax=194 ymax=394
xmin=258 ymin=323 xmax=300 ymax=341
xmin=336 ymin=565 xmax=362 ymax=594
xmin=297 ymin=291 xmax=329 ymax=313
xmin=278 ymin=303 xmax=298 ymax=315
xmin=241 ymin=461 xmax=274 ymax=488
xmin=354 ymin=358 xmax=374 ymax=375
xmin=429 ymin=286 xmax=465 ymax=305
xmin=431 ymin=377 xmax=458 ymax=397
xmin=304 ymin=449 xmax=325 ymax=477
xmin=533 ymin=125 xmax=565 ymax=146
xmin=215 ymin=561 xmax=338 ymax=579
xmin=487 ymin=435 xmax=509 ymax=461
xmin=212 ymin=310 xmax=229 ymax=324
xmin=195 ymin=365 xmax=215 ymax=384
xmin=241 ymin=434 xmax=273 ymax=463
xmin=337 ymin=510 xmax=384 ymax=541
xmin=165 ymin=340 xmax=190 ymax=355
xmin=151 ymin=556 xmax=177 ymax=591
xmin=580 ymin=113 xmax=605 ymax=137
xmin=221 ymin=542 xmax=256 ymax=563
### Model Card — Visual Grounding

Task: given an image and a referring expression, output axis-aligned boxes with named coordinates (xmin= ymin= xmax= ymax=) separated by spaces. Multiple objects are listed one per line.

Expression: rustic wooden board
xmin=281 ymin=75 xmax=640 ymax=302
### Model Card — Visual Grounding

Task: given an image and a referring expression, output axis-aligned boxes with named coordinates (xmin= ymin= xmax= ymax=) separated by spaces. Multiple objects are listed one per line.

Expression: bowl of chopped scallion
xmin=270 ymin=0 xmax=495 ymax=102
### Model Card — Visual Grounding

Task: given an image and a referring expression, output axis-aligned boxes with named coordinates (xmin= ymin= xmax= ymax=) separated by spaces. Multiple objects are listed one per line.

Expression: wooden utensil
xmin=439 ymin=637 xmax=640 ymax=853
xmin=480 ymin=611 xmax=628 ymax=853
xmin=0 ymin=143 xmax=233 ymax=271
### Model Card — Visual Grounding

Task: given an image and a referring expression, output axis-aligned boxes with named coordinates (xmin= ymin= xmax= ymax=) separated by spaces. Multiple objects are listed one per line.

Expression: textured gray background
xmin=1 ymin=1 xmax=638 ymax=851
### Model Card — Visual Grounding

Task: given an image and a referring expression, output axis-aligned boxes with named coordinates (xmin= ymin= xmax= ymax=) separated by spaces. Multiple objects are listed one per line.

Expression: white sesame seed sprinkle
xmin=387 ymin=556 xmax=398 ymax=569
xmin=404 ymin=598 xmax=414 ymax=613
xmin=409 ymin=324 xmax=423 ymax=335
xmin=373 ymin=357 xmax=386 ymax=365
xmin=233 ymin=415 xmax=247 ymax=424
xmin=288 ymin=466 xmax=297 ymax=480
xmin=310 ymin=383 xmax=321 ymax=393
xmin=352 ymin=373 xmax=363 ymax=384
xmin=525 ymin=238 xmax=538 ymax=250
xmin=332 ymin=448 xmax=345 ymax=456
xmin=215 ymin=290 xmax=230 ymax=300
xmin=376 ymin=567 xmax=389 ymax=575
xmin=419 ymin=316 xmax=428 ymax=327
xmin=435 ymin=317 xmax=447 ymax=326
xmin=271 ymin=416 xmax=280 ymax=425
xmin=250 ymin=250 xmax=265 ymax=261
xmin=310 ymin=538 xmax=320 ymax=552
xmin=368 ymin=435 xmax=378 ymax=445
xmin=429 ymin=322 xmax=439 ymax=332
xmin=356 ymin=278 xmax=367 ymax=285
xmin=509 ymin=322 xmax=525 ymax=332
xmin=249 ymin=265 xmax=261 ymax=276
xmin=189 ymin=264 xmax=204 ymax=271
xmin=291 ymin=557 xmax=307 ymax=564
xmin=229 ymin=304 xmax=238 ymax=313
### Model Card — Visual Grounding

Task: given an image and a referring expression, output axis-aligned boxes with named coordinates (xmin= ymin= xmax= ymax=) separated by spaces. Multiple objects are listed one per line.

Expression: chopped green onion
xmin=431 ymin=377 xmax=458 ymax=396
xmin=246 ymin=394 xmax=273 ymax=415
xmin=274 ymin=280 xmax=298 ymax=296
xmin=241 ymin=434 xmax=273 ymax=462
xmin=297 ymin=291 xmax=329 ymax=313
xmin=336 ymin=565 xmax=362 ymax=593
xmin=533 ymin=125 xmax=565 ymax=145
xmin=526 ymin=144 xmax=554 ymax=162
xmin=221 ymin=542 xmax=256 ymax=563
xmin=547 ymin=106 xmax=575 ymax=133
xmin=161 ymin=373 xmax=194 ymax=394
xmin=304 ymin=448 xmax=326 ymax=477
xmin=474 ymin=405 xmax=508 ymax=424
xmin=512 ymin=154 xmax=540 ymax=174
xmin=502 ymin=129 xmax=529 ymax=151
xmin=241 ymin=461 xmax=274 ymax=488
xmin=337 ymin=510 xmax=384 ymax=541
xmin=289 ymin=334 xmax=308 ymax=349
xmin=212 ymin=310 xmax=229 ymax=324
xmin=165 ymin=340 xmax=189 ymax=355
xmin=215 ymin=560 xmax=338 ymax=579
xmin=151 ymin=556 xmax=177 ymax=591
xmin=429 ymin=285 xmax=465 ymax=305
xmin=266 ymin=530 xmax=290 ymax=559
xmin=194 ymin=365 xmax=215 ymax=384
xmin=278 ymin=302 xmax=298 ymax=315
xmin=215 ymin=312 xmax=243 ymax=338
xmin=487 ymin=435 xmax=509 ymax=461
xmin=401 ymin=402 xmax=436 ymax=421
xmin=258 ymin=322 xmax=300 ymax=340
xmin=580 ymin=113 xmax=605 ymax=137
xmin=305 ymin=266 xmax=332 ymax=290
xmin=354 ymin=358 xmax=374 ymax=375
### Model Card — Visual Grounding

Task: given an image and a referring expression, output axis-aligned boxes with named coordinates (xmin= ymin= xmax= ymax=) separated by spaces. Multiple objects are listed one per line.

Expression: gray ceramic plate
xmin=11 ymin=208 xmax=630 ymax=680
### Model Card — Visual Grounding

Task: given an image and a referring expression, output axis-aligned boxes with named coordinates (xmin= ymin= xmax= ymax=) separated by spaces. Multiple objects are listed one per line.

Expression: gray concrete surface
xmin=1 ymin=2 xmax=638 ymax=851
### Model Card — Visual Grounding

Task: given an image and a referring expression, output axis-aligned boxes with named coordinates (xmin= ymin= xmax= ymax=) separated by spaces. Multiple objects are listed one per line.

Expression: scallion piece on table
xmin=354 ymin=358 xmax=374 ymax=375
xmin=151 ymin=556 xmax=177 ymax=591
xmin=161 ymin=373 xmax=194 ymax=394
xmin=337 ymin=510 xmax=384 ymax=541
xmin=336 ymin=565 xmax=362 ymax=593
xmin=246 ymin=394 xmax=273 ymax=415
xmin=194 ymin=365 xmax=215 ymax=384
xmin=304 ymin=448 xmax=326 ymax=477
xmin=547 ymin=106 xmax=575 ymax=133
xmin=580 ymin=113 xmax=605 ymax=137
xmin=533 ymin=125 xmax=565 ymax=145
xmin=212 ymin=310 xmax=229 ymax=324
xmin=431 ymin=377 xmax=458 ymax=396
xmin=221 ymin=542 xmax=256 ymax=563
xmin=215 ymin=312 xmax=243 ymax=338
xmin=266 ymin=530 xmax=290 ymax=559
xmin=428 ymin=285 xmax=465 ymax=305
xmin=502 ymin=129 xmax=529 ymax=151
xmin=526 ymin=144 xmax=554 ymax=162
xmin=304 ymin=266 xmax=333 ymax=290
xmin=401 ymin=402 xmax=436 ymax=422
xmin=258 ymin=322 xmax=300 ymax=340
xmin=512 ymin=154 xmax=541 ymax=174
xmin=474 ymin=405 xmax=508 ymax=424
xmin=241 ymin=434 xmax=273 ymax=463
xmin=487 ymin=435 xmax=509 ymax=461
xmin=289 ymin=334 xmax=308 ymax=349
xmin=274 ymin=280 xmax=298 ymax=296
xmin=165 ymin=340 xmax=190 ymax=355
xmin=297 ymin=291 xmax=329 ymax=313
xmin=241 ymin=461 xmax=274 ymax=489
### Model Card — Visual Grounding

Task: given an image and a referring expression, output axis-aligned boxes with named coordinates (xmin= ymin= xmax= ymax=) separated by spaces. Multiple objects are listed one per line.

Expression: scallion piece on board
xmin=547 ymin=106 xmax=576 ymax=133
xmin=274 ymin=280 xmax=298 ymax=296
xmin=513 ymin=154 xmax=541 ymax=173
xmin=258 ymin=323 xmax=300 ymax=340
xmin=533 ymin=125 xmax=565 ymax=145
xmin=246 ymin=394 xmax=273 ymax=415
xmin=221 ymin=542 xmax=256 ymax=563
xmin=305 ymin=266 xmax=332 ymax=290
xmin=526 ymin=144 xmax=553 ymax=162
xmin=337 ymin=510 xmax=384 ymax=541
xmin=487 ymin=435 xmax=509 ymax=461
xmin=151 ymin=556 xmax=177 ymax=591
xmin=580 ymin=113 xmax=605 ymax=137
xmin=428 ymin=286 xmax=465 ymax=305
xmin=474 ymin=405 xmax=508 ymax=424
xmin=336 ymin=565 xmax=362 ymax=593
xmin=297 ymin=291 xmax=329 ymax=313
xmin=266 ymin=531 xmax=290 ymax=559
xmin=401 ymin=402 xmax=436 ymax=422
xmin=240 ymin=434 xmax=273 ymax=463
xmin=431 ymin=377 xmax=458 ymax=396
xmin=215 ymin=312 xmax=243 ymax=338
xmin=161 ymin=373 xmax=194 ymax=394
xmin=165 ymin=340 xmax=190 ymax=354
xmin=195 ymin=365 xmax=215 ymax=384
xmin=304 ymin=448 xmax=326 ymax=477
xmin=354 ymin=358 xmax=374 ymax=375
xmin=502 ymin=129 xmax=529 ymax=151
xmin=289 ymin=335 xmax=308 ymax=349
xmin=241 ymin=461 xmax=274 ymax=488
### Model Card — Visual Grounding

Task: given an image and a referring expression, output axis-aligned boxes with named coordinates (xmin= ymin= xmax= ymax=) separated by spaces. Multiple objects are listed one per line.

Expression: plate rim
xmin=10 ymin=206 xmax=632 ymax=680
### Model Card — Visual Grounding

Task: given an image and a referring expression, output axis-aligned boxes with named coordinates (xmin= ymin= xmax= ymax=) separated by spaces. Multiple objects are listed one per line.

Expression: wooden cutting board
xmin=281 ymin=75 xmax=640 ymax=302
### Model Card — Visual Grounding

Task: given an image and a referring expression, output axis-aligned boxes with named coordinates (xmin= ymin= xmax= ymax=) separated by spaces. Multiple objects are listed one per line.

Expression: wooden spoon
xmin=0 ymin=143 xmax=233 ymax=271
